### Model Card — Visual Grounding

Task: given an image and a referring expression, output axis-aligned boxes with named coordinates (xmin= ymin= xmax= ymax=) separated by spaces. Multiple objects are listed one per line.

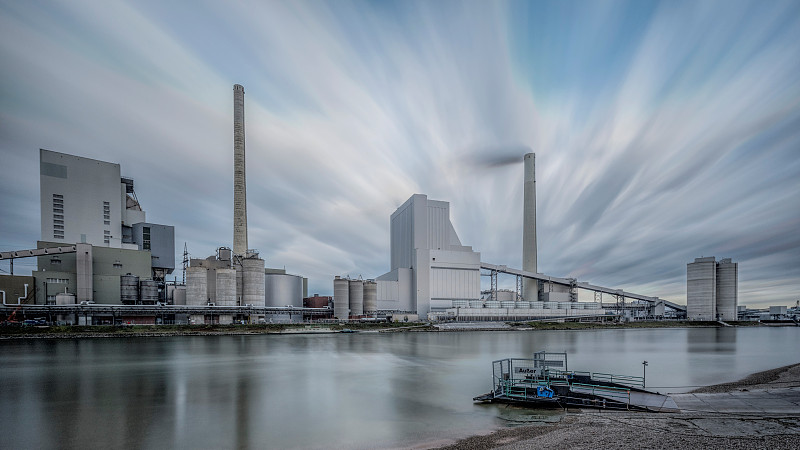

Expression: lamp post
xmin=642 ymin=360 xmax=649 ymax=388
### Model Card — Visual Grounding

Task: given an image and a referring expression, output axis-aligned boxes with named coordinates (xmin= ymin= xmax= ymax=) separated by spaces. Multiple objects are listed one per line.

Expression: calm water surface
xmin=2 ymin=327 xmax=799 ymax=449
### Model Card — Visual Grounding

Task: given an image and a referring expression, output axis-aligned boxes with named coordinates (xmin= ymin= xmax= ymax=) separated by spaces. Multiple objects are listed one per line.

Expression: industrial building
xmin=183 ymin=84 xmax=310 ymax=324
xmin=1 ymin=150 xmax=176 ymax=307
xmin=331 ymin=153 xmax=681 ymax=322
xmin=687 ymin=257 xmax=738 ymax=321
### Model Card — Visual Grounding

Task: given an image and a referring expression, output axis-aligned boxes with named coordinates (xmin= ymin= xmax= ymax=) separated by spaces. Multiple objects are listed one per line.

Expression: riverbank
xmin=0 ymin=320 xmax=772 ymax=339
xmin=436 ymin=363 xmax=800 ymax=449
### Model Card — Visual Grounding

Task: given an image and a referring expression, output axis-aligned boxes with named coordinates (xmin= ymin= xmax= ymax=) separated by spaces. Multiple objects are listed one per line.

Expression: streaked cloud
xmin=0 ymin=0 xmax=798 ymax=307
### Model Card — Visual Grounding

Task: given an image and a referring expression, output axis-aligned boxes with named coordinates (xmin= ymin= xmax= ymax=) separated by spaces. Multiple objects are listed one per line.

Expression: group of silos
xmin=120 ymin=274 xmax=160 ymax=304
xmin=333 ymin=276 xmax=377 ymax=320
xmin=185 ymin=247 xmax=265 ymax=310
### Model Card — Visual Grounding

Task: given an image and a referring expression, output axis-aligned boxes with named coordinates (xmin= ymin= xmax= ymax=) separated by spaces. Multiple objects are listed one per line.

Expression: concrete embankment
xmin=436 ymin=363 xmax=800 ymax=450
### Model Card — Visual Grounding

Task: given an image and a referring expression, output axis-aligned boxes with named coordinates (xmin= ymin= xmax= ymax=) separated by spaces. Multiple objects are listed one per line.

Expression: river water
xmin=1 ymin=327 xmax=799 ymax=449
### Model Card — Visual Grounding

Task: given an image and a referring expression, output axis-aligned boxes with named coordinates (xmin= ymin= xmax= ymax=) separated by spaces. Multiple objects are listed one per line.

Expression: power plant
xmin=5 ymin=83 xmax=750 ymax=326
xmin=330 ymin=153 xmax=687 ymax=322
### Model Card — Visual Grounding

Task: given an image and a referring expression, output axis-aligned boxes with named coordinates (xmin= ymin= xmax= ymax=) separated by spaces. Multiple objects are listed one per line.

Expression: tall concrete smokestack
xmin=522 ymin=153 xmax=537 ymax=300
xmin=233 ymin=84 xmax=248 ymax=256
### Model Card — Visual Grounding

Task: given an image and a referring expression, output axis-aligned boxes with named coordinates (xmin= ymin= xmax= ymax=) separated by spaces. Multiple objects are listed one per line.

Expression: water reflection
xmin=0 ymin=328 xmax=797 ymax=449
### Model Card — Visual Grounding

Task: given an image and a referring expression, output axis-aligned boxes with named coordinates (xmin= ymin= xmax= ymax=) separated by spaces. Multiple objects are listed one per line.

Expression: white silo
xmin=186 ymin=266 xmax=208 ymax=305
xmin=363 ymin=280 xmax=377 ymax=314
xmin=333 ymin=276 xmax=350 ymax=320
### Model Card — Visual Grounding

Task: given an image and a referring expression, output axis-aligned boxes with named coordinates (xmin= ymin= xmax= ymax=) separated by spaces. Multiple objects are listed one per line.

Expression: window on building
xmin=54 ymin=219 xmax=64 ymax=225
xmin=54 ymin=224 xmax=64 ymax=230
xmin=104 ymin=220 xmax=110 ymax=225
xmin=53 ymin=214 xmax=63 ymax=219
xmin=46 ymin=278 xmax=69 ymax=283
xmin=54 ymin=232 xmax=64 ymax=239
xmin=53 ymin=194 xmax=63 ymax=199
xmin=143 ymin=226 xmax=151 ymax=250
xmin=53 ymin=207 xmax=63 ymax=213
xmin=50 ymin=257 xmax=62 ymax=265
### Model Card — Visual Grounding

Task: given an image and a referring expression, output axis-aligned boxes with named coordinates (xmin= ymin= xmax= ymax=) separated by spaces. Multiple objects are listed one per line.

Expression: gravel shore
xmin=436 ymin=363 xmax=800 ymax=450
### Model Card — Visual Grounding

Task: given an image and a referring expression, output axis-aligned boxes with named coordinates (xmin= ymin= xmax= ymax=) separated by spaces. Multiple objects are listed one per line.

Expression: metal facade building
xmin=378 ymin=194 xmax=481 ymax=317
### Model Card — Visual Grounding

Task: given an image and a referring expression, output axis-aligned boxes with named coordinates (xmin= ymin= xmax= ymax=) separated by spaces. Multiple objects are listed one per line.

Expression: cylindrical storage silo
xmin=558 ymin=302 xmax=572 ymax=310
xmin=349 ymin=279 xmax=364 ymax=317
xmin=501 ymin=301 xmax=516 ymax=309
xmin=485 ymin=301 xmax=500 ymax=309
xmin=452 ymin=300 xmax=469 ymax=308
xmin=173 ymin=286 xmax=186 ymax=305
xmin=120 ymin=274 xmax=139 ymax=304
xmin=530 ymin=301 xmax=543 ymax=309
xmin=363 ymin=280 xmax=377 ymax=314
xmin=469 ymin=300 xmax=483 ymax=308
xmin=265 ymin=273 xmax=304 ymax=323
xmin=333 ymin=277 xmax=349 ymax=320
xmin=140 ymin=280 xmax=158 ymax=304
xmin=516 ymin=301 xmax=531 ymax=309
xmin=242 ymin=258 xmax=265 ymax=307
xmin=215 ymin=268 xmax=237 ymax=306
xmin=186 ymin=266 xmax=208 ymax=306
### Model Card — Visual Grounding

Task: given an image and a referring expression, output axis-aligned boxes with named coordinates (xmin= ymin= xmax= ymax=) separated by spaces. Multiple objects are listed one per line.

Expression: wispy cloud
xmin=0 ymin=0 xmax=798 ymax=306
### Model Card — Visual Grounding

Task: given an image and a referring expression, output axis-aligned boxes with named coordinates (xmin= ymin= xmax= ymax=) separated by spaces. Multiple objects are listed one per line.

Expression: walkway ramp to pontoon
xmin=569 ymin=384 xmax=679 ymax=412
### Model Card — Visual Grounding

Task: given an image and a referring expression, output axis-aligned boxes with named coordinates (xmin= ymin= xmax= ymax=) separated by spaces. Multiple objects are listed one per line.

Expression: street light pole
xmin=642 ymin=360 xmax=649 ymax=388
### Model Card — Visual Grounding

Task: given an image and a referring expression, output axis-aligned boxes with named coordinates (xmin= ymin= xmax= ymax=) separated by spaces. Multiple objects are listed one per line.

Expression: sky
xmin=1 ymin=0 xmax=798 ymax=308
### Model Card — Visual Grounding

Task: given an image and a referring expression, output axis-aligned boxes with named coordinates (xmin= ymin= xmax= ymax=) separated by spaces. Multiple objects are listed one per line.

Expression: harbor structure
xmin=687 ymin=257 xmax=738 ymax=321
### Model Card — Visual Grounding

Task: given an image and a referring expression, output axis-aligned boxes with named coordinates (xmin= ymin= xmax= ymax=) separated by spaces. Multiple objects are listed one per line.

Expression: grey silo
xmin=215 ymin=268 xmax=237 ymax=306
xmin=140 ymin=280 xmax=159 ymax=303
xmin=241 ymin=258 xmax=265 ymax=306
xmin=363 ymin=280 xmax=377 ymax=314
xmin=522 ymin=153 xmax=538 ymax=301
xmin=349 ymin=279 xmax=364 ymax=316
xmin=333 ymin=276 xmax=349 ymax=319
xmin=233 ymin=84 xmax=248 ymax=256
xmin=120 ymin=274 xmax=139 ymax=304
xmin=186 ymin=266 xmax=208 ymax=305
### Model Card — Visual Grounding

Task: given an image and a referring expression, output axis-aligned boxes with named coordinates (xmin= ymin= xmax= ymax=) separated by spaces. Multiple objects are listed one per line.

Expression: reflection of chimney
xmin=233 ymin=84 xmax=248 ymax=255
xmin=522 ymin=153 xmax=537 ymax=300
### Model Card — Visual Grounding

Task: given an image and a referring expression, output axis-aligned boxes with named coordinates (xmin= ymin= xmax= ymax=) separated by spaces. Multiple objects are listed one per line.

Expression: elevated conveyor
xmin=480 ymin=262 xmax=686 ymax=312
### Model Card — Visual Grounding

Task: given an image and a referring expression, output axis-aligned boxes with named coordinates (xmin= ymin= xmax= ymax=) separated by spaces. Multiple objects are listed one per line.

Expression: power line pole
xmin=182 ymin=242 xmax=189 ymax=285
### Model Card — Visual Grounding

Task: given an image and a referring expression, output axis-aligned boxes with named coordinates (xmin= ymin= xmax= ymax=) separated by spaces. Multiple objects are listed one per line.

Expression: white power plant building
xmin=374 ymin=194 xmax=482 ymax=318
xmin=687 ymin=256 xmax=738 ymax=321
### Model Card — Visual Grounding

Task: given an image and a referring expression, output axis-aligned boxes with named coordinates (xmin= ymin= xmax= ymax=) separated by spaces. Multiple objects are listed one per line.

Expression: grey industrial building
xmin=687 ymin=257 xmax=738 ymax=321
xmin=27 ymin=150 xmax=175 ymax=305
